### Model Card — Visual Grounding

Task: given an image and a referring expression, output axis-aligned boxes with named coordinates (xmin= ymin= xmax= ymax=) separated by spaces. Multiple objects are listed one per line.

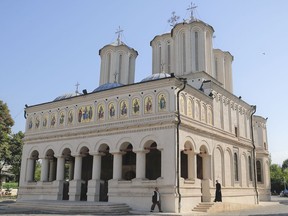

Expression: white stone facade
xmin=18 ymin=15 xmax=270 ymax=213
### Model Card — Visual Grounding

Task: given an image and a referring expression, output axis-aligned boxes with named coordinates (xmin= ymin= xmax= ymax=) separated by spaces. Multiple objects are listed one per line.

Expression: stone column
xmin=113 ymin=153 xmax=122 ymax=179
xmin=26 ymin=158 xmax=34 ymax=182
xmin=136 ymin=151 xmax=146 ymax=179
xmin=69 ymin=155 xmax=83 ymax=201
xmin=40 ymin=158 xmax=49 ymax=182
xmin=56 ymin=157 xmax=65 ymax=181
xmin=74 ymin=155 xmax=82 ymax=180
xmin=92 ymin=154 xmax=101 ymax=180
xmin=87 ymin=154 xmax=102 ymax=201
xmin=187 ymin=151 xmax=195 ymax=180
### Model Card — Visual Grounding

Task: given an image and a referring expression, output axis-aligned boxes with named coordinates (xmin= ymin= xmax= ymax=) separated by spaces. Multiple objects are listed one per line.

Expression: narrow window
xmin=256 ymin=160 xmax=262 ymax=182
xmin=107 ymin=53 xmax=111 ymax=81
xmin=248 ymin=156 xmax=252 ymax=181
xmin=195 ymin=31 xmax=199 ymax=71
xmin=118 ymin=54 xmax=122 ymax=82
xmin=182 ymin=33 xmax=186 ymax=73
xmin=167 ymin=41 xmax=171 ymax=73
xmin=235 ymin=127 xmax=238 ymax=137
xmin=234 ymin=153 xmax=239 ymax=181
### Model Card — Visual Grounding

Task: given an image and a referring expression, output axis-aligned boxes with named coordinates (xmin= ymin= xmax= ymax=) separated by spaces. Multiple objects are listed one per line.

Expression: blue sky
xmin=0 ymin=0 xmax=287 ymax=165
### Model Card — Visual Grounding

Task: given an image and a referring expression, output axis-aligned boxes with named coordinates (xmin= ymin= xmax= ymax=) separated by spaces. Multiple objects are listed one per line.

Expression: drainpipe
xmin=250 ymin=105 xmax=259 ymax=204
xmin=176 ymin=78 xmax=187 ymax=213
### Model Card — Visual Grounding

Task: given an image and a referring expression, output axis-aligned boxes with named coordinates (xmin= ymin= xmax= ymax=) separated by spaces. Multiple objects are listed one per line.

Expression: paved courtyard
xmin=0 ymin=196 xmax=287 ymax=216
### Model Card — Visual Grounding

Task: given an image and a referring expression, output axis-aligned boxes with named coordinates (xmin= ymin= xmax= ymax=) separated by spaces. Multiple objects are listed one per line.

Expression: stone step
xmin=6 ymin=200 xmax=131 ymax=215
xmin=192 ymin=202 xmax=215 ymax=212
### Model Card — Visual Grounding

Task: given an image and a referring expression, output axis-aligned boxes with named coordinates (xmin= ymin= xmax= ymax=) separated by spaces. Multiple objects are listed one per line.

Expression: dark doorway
xmin=181 ymin=151 xmax=188 ymax=179
xmin=145 ymin=142 xmax=161 ymax=180
xmin=197 ymin=154 xmax=203 ymax=179
xmin=80 ymin=155 xmax=93 ymax=201
xmin=100 ymin=147 xmax=113 ymax=201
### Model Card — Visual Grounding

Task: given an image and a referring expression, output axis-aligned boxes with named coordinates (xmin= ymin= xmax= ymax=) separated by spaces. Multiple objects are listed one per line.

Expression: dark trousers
xmin=151 ymin=201 xmax=161 ymax=211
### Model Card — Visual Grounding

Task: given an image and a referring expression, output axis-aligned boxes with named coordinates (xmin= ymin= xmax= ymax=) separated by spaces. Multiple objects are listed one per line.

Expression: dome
xmin=53 ymin=92 xmax=81 ymax=101
xmin=93 ymin=82 xmax=123 ymax=92
xmin=141 ymin=73 xmax=171 ymax=82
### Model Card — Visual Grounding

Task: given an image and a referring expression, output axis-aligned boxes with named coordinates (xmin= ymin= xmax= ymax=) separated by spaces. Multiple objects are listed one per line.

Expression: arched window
xmin=107 ymin=53 xmax=111 ymax=81
xmin=182 ymin=33 xmax=186 ymax=73
xmin=181 ymin=151 xmax=188 ymax=179
xmin=256 ymin=160 xmax=262 ymax=182
xmin=167 ymin=41 xmax=171 ymax=73
xmin=248 ymin=156 xmax=253 ymax=181
xmin=195 ymin=31 xmax=199 ymax=71
xmin=118 ymin=54 xmax=122 ymax=82
xmin=234 ymin=153 xmax=239 ymax=181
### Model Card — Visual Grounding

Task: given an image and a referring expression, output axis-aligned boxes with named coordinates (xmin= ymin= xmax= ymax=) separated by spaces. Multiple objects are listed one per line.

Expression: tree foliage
xmin=0 ymin=100 xmax=14 ymax=173
xmin=270 ymin=162 xmax=288 ymax=194
xmin=0 ymin=100 xmax=24 ymax=187
xmin=9 ymin=131 xmax=24 ymax=182
xmin=282 ymin=159 xmax=288 ymax=171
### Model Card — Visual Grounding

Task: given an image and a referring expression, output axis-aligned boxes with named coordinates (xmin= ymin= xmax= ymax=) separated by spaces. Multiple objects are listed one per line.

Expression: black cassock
xmin=214 ymin=182 xmax=222 ymax=202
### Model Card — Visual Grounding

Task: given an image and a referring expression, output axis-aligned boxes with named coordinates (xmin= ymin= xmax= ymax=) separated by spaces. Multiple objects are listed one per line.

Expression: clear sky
xmin=0 ymin=0 xmax=287 ymax=165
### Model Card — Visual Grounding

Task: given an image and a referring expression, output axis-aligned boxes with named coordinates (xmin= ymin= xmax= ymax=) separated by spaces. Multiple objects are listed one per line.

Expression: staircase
xmin=3 ymin=200 xmax=131 ymax=215
xmin=192 ymin=202 xmax=215 ymax=213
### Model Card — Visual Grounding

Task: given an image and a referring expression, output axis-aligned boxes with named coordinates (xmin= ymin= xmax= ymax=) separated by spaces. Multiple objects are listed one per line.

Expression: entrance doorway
xmin=100 ymin=146 xmax=113 ymax=201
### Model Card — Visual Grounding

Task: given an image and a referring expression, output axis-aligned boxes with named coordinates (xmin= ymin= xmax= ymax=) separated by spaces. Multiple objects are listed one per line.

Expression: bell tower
xmin=99 ymin=27 xmax=138 ymax=85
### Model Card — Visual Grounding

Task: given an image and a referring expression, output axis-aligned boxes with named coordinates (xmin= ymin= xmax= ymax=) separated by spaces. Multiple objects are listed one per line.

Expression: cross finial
xmin=113 ymin=71 xmax=119 ymax=83
xmin=75 ymin=82 xmax=80 ymax=95
xmin=168 ymin=11 xmax=180 ymax=27
xmin=115 ymin=26 xmax=123 ymax=45
xmin=187 ymin=2 xmax=197 ymax=21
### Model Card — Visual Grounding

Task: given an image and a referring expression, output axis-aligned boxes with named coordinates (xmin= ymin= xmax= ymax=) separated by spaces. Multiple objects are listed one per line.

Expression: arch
xmin=198 ymin=140 xmax=211 ymax=155
xmin=182 ymin=136 xmax=196 ymax=152
xmin=179 ymin=93 xmax=186 ymax=115
xmin=75 ymin=142 xmax=91 ymax=155
xmin=94 ymin=139 xmax=112 ymax=153
xmin=241 ymin=153 xmax=247 ymax=187
xmin=139 ymin=135 xmax=161 ymax=150
xmin=58 ymin=143 xmax=74 ymax=157
xmin=214 ymin=146 xmax=224 ymax=183
xmin=187 ymin=97 xmax=193 ymax=118
xmin=224 ymin=147 xmax=233 ymax=186
xmin=117 ymin=138 xmax=135 ymax=151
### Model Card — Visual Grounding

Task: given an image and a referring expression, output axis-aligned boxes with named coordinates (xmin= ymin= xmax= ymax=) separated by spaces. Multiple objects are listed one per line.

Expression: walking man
xmin=150 ymin=187 xmax=162 ymax=212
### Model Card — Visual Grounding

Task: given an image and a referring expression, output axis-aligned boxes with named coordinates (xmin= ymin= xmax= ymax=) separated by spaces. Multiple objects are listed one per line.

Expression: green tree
xmin=270 ymin=164 xmax=284 ymax=194
xmin=9 ymin=131 xmax=24 ymax=183
xmin=0 ymin=100 xmax=14 ymax=187
xmin=282 ymin=159 xmax=288 ymax=171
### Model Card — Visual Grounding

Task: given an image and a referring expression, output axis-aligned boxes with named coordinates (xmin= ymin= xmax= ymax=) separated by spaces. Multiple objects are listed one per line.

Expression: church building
xmin=18 ymin=6 xmax=270 ymax=213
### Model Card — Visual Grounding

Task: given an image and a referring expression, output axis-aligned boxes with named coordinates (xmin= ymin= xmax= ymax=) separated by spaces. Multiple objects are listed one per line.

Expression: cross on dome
xmin=187 ymin=2 xmax=198 ymax=21
xmin=115 ymin=26 xmax=124 ymax=45
xmin=75 ymin=82 xmax=80 ymax=95
xmin=168 ymin=11 xmax=180 ymax=27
